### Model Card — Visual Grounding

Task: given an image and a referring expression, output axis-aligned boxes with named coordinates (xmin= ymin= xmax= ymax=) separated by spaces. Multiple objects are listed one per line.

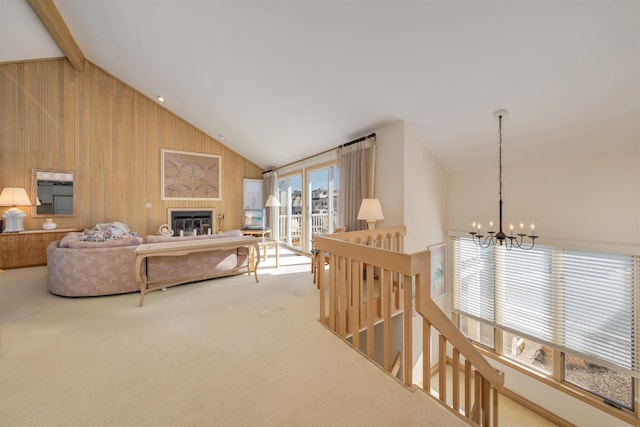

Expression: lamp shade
xmin=0 ymin=187 xmax=32 ymax=207
xmin=357 ymin=198 xmax=384 ymax=221
xmin=265 ymin=195 xmax=281 ymax=207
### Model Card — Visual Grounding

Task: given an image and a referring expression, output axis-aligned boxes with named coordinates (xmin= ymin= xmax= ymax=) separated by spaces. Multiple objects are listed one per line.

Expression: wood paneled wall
xmin=0 ymin=58 xmax=262 ymax=235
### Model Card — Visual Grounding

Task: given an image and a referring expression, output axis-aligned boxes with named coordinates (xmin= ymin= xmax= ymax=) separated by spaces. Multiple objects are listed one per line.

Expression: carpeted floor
xmin=0 ymin=249 xmax=464 ymax=427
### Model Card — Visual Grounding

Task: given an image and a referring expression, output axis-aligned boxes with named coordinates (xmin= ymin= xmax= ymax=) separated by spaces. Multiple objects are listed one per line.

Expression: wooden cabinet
xmin=0 ymin=229 xmax=78 ymax=269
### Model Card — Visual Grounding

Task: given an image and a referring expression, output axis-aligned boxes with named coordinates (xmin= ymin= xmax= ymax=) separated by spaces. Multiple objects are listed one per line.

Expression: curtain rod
xmin=263 ymin=132 xmax=376 ymax=173
xmin=339 ymin=132 xmax=376 ymax=148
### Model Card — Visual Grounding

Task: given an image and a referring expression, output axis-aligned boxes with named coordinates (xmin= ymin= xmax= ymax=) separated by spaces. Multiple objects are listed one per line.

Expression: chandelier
xmin=469 ymin=109 xmax=538 ymax=250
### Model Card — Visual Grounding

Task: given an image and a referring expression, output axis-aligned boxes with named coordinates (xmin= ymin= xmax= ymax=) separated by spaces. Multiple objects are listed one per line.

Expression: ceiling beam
xmin=27 ymin=0 xmax=84 ymax=71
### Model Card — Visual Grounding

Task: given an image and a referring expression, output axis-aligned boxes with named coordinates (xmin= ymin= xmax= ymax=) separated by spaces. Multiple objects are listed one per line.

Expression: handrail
xmin=315 ymin=226 xmax=504 ymax=426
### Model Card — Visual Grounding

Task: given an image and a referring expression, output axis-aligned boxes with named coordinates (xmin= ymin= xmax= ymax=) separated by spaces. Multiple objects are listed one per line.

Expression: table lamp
xmin=265 ymin=195 xmax=281 ymax=241
xmin=0 ymin=187 xmax=32 ymax=232
xmin=357 ymin=198 xmax=384 ymax=230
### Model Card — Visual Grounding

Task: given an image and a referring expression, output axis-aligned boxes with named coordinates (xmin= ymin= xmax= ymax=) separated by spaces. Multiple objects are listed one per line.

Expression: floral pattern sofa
xmin=47 ymin=224 xmax=249 ymax=297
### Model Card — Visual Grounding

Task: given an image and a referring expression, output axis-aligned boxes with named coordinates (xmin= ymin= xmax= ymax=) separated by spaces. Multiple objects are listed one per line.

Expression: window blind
xmin=450 ymin=236 xmax=639 ymax=377
xmin=561 ymin=249 xmax=636 ymax=374
xmin=450 ymin=238 xmax=495 ymax=325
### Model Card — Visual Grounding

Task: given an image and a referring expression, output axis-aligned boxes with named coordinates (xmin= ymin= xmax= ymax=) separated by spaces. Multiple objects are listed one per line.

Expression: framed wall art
xmin=161 ymin=149 xmax=221 ymax=200
xmin=243 ymin=179 xmax=263 ymax=209
xmin=429 ymin=243 xmax=446 ymax=299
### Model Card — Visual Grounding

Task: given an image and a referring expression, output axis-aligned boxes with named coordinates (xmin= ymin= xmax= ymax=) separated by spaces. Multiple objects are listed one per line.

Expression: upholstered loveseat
xmin=47 ymin=231 xmax=143 ymax=297
xmin=47 ymin=228 xmax=250 ymax=297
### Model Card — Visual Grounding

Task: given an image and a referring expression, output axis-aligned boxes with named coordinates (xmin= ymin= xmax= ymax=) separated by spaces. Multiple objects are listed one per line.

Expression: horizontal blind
xmin=450 ymin=237 xmax=495 ymax=324
xmin=499 ymin=245 xmax=555 ymax=344
xmin=450 ymin=236 xmax=639 ymax=377
xmin=560 ymin=249 xmax=636 ymax=375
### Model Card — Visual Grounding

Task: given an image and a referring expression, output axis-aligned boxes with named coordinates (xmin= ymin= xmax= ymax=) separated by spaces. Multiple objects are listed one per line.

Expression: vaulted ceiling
xmin=2 ymin=0 xmax=638 ymax=171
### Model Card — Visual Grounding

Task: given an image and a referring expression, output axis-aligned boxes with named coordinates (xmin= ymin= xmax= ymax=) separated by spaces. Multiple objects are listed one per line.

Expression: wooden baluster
xmin=382 ymin=268 xmax=392 ymax=372
xmin=465 ymin=360 xmax=471 ymax=417
xmin=338 ymin=256 xmax=347 ymax=337
xmin=366 ymin=263 xmax=375 ymax=359
xmin=402 ymin=274 xmax=412 ymax=386
xmin=318 ymin=246 xmax=326 ymax=324
xmin=473 ymin=371 xmax=482 ymax=423
xmin=482 ymin=376 xmax=490 ymax=426
xmin=492 ymin=386 xmax=499 ymax=427
xmin=423 ymin=318 xmax=432 ymax=393
xmin=329 ymin=253 xmax=337 ymax=330
xmin=351 ymin=259 xmax=361 ymax=350
xmin=452 ymin=348 xmax=460 ymax=412
xmin=345 ymin=257 xmax=352 ymax=334
xmin=438 ymin=335 xmax=447 ymax=403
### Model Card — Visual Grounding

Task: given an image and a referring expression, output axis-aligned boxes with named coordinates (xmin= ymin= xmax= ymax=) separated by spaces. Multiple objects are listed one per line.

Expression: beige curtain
xmin=263 ymin=171 xmax=278 ymax=240
xmin=337 ymin=137 xmax=376 ymax=231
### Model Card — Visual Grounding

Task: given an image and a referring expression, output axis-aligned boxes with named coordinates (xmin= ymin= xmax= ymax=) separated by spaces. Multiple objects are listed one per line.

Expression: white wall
xmin=403 ymin=124 xmax=448 ymax=253
xmin=448 ymin=147 xmax=640 ymax=246
xmin=375 ymin=121 xmax=449 ymax=252
xmin=374 ymin=122 xmax=405 ymax=230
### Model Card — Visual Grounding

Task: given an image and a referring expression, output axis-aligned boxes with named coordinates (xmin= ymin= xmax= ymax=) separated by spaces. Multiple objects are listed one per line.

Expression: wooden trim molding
xmin=27 ymin=0 xmax=85 ymax=71
xmin=474 ymin=345 xmax=640 ymax=426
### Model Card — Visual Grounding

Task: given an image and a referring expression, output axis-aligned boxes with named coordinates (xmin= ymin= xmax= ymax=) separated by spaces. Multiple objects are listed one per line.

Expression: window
xmin=561 ymin=249 xmax=635 ymax=377
xmin=450 ymin=239 xmax=495 ymax=328
xmin=451 ymin=236 xmax=638 ymax=407
xmin=277 ymin=174 xmax=302 ymax=249
xmin=503 ymin=332 xmax=552 ymax=374
xmin=460 ymin=315 xmax=495 ymax=349
xmin=565 ymin=352 xmax=633 ymax=409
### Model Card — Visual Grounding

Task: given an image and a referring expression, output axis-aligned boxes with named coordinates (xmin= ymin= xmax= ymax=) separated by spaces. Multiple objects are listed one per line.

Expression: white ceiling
xmin=2 ymin=0 xmax=639 ymax=171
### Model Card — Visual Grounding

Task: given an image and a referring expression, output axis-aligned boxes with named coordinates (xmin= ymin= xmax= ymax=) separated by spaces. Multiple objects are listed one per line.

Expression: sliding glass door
xmin=277 ymin=163 xmax=337 ymax=253
xmin=306 ymin=165 xmax=338 ymax=251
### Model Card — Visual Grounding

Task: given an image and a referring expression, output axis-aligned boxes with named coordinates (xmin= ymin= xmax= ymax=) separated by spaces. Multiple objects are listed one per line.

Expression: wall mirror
xmin=31 ymin=169 xmax=78 ymax=217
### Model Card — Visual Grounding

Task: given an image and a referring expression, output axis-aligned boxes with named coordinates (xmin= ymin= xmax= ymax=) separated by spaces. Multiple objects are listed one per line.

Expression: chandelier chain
xmin=499 ymin=114 xmax=502 ymax=202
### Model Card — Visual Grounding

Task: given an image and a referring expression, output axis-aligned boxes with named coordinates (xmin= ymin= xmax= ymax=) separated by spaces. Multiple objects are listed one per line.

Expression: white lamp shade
xmin=265 ymin=195 xmax=281 ymax=207
xmin=0 ymin=187 xmax=32 ymax=207
xmin=357 ymin=198 xmax=384 ymax=221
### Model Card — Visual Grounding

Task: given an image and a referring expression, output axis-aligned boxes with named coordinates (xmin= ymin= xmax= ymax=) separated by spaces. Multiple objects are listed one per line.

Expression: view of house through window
xmin=459 ymin=315 xmax=494 ymax=350
xmin=503 ymin=332 xmax=552 ymax=374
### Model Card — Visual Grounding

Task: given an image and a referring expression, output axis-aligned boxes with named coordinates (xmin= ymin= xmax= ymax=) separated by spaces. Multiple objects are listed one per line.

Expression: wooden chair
xmin=312 ymin=227 xmax=346 ymax=284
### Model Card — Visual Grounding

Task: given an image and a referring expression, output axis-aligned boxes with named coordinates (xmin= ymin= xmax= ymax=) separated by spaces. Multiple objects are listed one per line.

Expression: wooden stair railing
xmin=315 ymin=226 xmax=504 ymax=426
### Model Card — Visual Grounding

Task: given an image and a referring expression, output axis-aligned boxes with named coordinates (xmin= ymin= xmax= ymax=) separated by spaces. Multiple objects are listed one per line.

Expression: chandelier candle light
xmin=469 ymin=109 xmax=538 ymax=250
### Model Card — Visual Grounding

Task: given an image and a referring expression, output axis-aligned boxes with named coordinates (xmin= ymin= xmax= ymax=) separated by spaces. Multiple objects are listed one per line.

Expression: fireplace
xmin=168 ymin=208 xmax=214 ymax=236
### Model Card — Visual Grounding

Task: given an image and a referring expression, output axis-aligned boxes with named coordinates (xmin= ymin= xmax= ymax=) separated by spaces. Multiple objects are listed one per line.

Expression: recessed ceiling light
xmin=157 ymin=95 xmax=165 ymax=103
xmin=218 ymin=134 xmax=225 ymax=141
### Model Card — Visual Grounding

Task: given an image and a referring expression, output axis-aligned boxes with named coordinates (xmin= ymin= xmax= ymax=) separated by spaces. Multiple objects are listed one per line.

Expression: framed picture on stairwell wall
xmin=429 ymin=243 xmax=446 ymax=299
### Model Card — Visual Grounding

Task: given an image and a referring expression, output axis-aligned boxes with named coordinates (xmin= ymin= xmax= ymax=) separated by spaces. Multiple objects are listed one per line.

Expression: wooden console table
xmin=134 ymin=236 xmax=260 ymax=306
xmin=0 ymin=228 xmax=79 ymax=269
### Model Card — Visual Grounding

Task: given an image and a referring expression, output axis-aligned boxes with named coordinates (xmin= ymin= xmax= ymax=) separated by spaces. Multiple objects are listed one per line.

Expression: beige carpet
xmin=0 ymin=249 xmax=465 ymax=427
